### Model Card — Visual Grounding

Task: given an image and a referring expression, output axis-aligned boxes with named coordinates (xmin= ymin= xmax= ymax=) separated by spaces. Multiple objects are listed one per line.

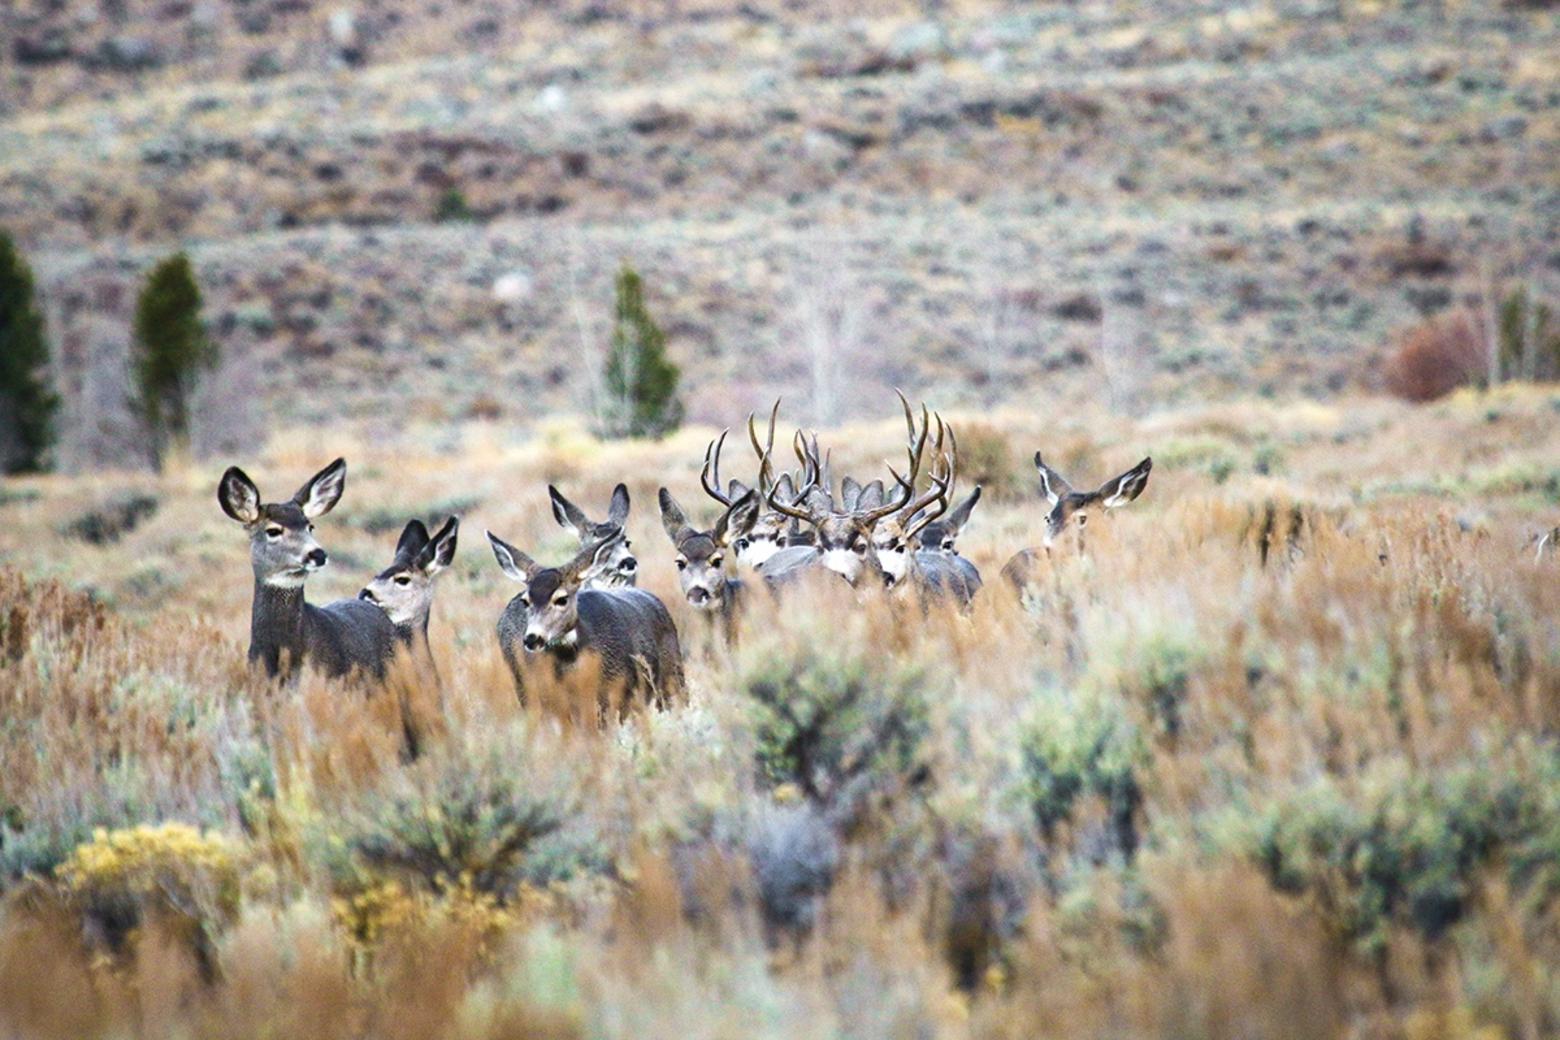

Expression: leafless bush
xmin=1383 ymin=309 xmax=1490 ymax=402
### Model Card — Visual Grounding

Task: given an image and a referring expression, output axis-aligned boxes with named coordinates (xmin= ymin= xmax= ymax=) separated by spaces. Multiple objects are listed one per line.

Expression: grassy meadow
xmin=0 ymin=387 xmax=1558 ymax=1038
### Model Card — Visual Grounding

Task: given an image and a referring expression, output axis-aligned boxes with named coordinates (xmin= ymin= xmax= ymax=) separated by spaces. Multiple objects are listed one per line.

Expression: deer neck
xmin=250 ymin=579 xmax=308 ymax=677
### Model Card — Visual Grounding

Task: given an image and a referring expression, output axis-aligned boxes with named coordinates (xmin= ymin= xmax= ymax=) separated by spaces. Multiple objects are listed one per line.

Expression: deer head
xmin=218 ymin=458 xmax=346 ymax=587
xmin=700 ymin=400 xmax=814 ymax=567
xmin=1033 ymin=452 xmax=1152 ymax=546
xmin=760 ymin=394 xmax=947 ymax=587
xmin=359 ymin=516 xmax=459 ymax=628
xmin=870 ymin=393 xmax=959 ymax=588
xmin=659 ymin=486 xmax=759 ymax=612
xmin=549 ymin=482 xmax=637 ymax=587
xmin=487 ymin=530 xmax=621 ymax=655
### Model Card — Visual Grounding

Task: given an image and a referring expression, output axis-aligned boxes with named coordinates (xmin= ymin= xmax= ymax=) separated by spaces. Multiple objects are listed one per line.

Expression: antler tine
xmin=701 ymin=430 xmax=735 ymax=506
xmin=895 ymin=387 xmax=917 ymax=442
xmin=900 ymin=399 xmax=932 ymax=501
xmin=906 ymin=441 xmax=955 ymax=541
xmin=748 ymin=398 xmax=779 ymax=460
xmin=765 ymin=434 xmax=820 ymax=525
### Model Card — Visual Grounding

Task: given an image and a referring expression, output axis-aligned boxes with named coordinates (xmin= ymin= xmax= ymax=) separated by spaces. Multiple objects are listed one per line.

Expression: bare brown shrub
xmin=1383 ymin=309 xmax=1490 ymax=402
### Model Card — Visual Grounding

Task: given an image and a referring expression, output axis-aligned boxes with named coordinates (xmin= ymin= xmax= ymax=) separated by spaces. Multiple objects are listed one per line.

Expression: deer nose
xmin=357 ymin=588 xmax=376 ymax=603
xmin=687 ymin=586 xmax=709 ymax=605
xmin=306 ymin=548 xmax=328 ymax=568
xmin=619 ymin=557 xmax=637 ymax=572
xmin=523 ymin=633 xmax=545 ymax=652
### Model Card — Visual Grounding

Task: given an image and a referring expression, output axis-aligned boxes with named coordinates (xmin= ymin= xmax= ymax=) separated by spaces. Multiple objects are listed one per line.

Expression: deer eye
xmin=852 ymin=541 xmax=866 ymax=555
xmin=942 ymin=540 xmax=955 ymax=551
xmin=307 ymin=522 xmax=315 ymax=532
xmin=675 ymin=557 xmax=687 ymax=570
xmin=265 ymin=526 xmax=284 ymax=539
xmin=709 ymin=554 xmax=724 ymax=568
xmin=623 ymin=540 xmax=632 ymax=550
xmin=1077 ymin=514 xmax=1089 ymax=527
xmin=519 ymin=593 xmax=531 ymax=607
xmin=735 ymin=538 xmax=749 ymax=551
xmin=393 ymin=574 xmax=412 ymax=586
xmin=552 ymin=593 xmax=568 ymax=607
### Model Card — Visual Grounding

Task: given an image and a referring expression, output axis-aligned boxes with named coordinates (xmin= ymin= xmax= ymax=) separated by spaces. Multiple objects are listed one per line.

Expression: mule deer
xmin=758 ymin=396 xmax=939 ymax=589
xmin=549 ymin=483 xmax=638 ymax=588
xmin=218 ymin=459 xmax=399 ymax=681
xmin=358 ymin=516 xmax=459 ymax=648
xmin=1001 ymin=452 xmax=1152 ymax=590
xmin=487 ymin=529 xmax=685 ymax=714
xmin=869 ymin=395 xmax=981 ymax=606
xmin=659 ymin=485 xmax=759 ymax=646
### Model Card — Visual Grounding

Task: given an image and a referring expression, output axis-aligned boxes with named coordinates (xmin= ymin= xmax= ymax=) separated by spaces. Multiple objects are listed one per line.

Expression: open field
xmin=1 ymin=388 xmax=1558 ymax=1037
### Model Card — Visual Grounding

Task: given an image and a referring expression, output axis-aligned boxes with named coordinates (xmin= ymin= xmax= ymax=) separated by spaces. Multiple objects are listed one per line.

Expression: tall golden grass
xmin=1 ymin=390 xmax=1558 ymax=1039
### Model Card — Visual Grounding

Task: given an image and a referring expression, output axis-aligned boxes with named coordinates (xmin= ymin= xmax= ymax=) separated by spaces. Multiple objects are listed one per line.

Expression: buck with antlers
xmin=658 ymin=485 xmax=759 ymax=647
xmin=698 ymin=401 xmax=822 ymax=568
xmin=487 ymin=528 xmax=685 ymax=715
xmin=871 ymin=395 xmax=982 ymax=606
xmin=1001 ymin=452 xmax=1153 ymax=589
xmin=218 ymin=458 xmax=400 ymax=681
xmin=549 ymin=483 xmax=638 ymax=589
xmin=756 ymin=394 xmax=952 ymax=591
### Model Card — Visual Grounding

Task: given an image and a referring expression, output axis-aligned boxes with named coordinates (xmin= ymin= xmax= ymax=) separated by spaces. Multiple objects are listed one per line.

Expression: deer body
xmin=489 ymin=531 xmax=685 ymax=713
xmin=246 ymin=583 xmax=398 ymax=680
xmin=218 ymin=459 xmax=399 ymax=682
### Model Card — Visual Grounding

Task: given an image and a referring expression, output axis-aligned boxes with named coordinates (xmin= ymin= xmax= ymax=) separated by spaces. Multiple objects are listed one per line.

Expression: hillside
xmin=3 ymin=1 xmax=1557 ymax=464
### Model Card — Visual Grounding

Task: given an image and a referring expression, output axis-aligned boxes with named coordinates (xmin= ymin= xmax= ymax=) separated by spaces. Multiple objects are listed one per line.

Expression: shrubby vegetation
xmin=0 ymin=394 xmax=1558 ymax=1038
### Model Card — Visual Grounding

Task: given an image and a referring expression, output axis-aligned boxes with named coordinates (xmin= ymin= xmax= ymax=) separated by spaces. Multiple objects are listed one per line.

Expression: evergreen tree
xmin=132 ymin=252 xmax=216 ymax=466
xmin=601 ymin=264 xmax=683 ymax=439
xmin=0 ymin=231 xmax=58 ymax=474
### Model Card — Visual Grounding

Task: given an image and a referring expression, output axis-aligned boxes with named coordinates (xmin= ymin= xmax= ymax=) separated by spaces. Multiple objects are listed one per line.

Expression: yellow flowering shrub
xmin=57 ymin=822 xmax=242 ymax=917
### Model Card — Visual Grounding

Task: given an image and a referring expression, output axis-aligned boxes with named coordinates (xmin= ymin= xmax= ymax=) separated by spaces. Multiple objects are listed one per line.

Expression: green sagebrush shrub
xmin=331 ymin=726 xmax=602 ymax=899
xmin=1210 ymin=742 xmax=1560 ymax=952
xmin=738 ymin=632 xmax=934 ymax=812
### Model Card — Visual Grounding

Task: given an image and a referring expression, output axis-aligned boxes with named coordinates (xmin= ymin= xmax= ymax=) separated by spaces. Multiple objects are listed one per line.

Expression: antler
xmin=758 ymin=427 xmax=823 ymax=526
xmin=883 ymin=410 xmax=948 ymax=527
xmin=747 ymin=399 xmax=781 ymax=496
xmin=906 ymin=424 xmax=958 ymax=541
xmin=701 ymin=430 xmax=735 ymax=506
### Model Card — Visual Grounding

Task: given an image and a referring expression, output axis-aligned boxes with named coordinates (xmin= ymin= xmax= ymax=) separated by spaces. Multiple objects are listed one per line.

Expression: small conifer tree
xmin=600 ymin=264 xmax=682 ymax=439
xmin=0 ymin=231 xmax=58 ymax=474
xmin=132 ymin=252 xmax=217 ymax=467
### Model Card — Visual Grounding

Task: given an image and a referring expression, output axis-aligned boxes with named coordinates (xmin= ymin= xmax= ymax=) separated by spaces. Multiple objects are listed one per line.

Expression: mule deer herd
xmin=218 ymin=394 xmax=1154 ymax=714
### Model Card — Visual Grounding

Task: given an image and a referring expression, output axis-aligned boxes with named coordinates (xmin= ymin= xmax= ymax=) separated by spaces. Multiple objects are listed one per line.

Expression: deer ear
xmin=417 ymin=517 xmax=459 ymax=574
xmin=549 ymin=485 xmax=589 ymax=539
xmin=944 ymin=486 xmax=981 ymax=535
xmin=658 ymin=488 xmax=689 ymax=543
xmin=396 ymin=519 xmax=431 ymax=561
xmin=487 ymin=530 xmax=535 ymax=584
xmin=840 ymin=476 xmax=862 ymax=512
xmin=293 ymin=458 xmax=347 ymax=519
xmin=715 ymin=490 xmax=759 ymax=546
xmin=218 ymin=466 xmax=262 ymax=525
xmin=607 ymin=483 xmax=631 ymax=526
xmin=1034 ymin=452 xmax=1071 ymax=506
xmin=774 ymin=473 xmax=795 ymax=502
xmin=1098 ymin=458 xmax=1152 ymax=509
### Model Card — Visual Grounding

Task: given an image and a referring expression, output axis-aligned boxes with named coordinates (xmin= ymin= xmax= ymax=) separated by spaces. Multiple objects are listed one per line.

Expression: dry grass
xmin=1 ymin=390 xmax=1559 ymax=1038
